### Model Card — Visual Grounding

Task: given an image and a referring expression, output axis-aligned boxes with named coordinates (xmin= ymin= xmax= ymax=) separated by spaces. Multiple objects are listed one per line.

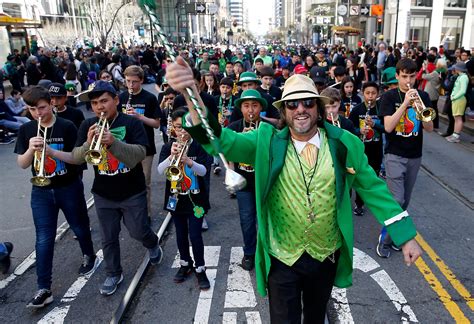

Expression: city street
xmin=0 ymin=85 xmax=473 ymax=323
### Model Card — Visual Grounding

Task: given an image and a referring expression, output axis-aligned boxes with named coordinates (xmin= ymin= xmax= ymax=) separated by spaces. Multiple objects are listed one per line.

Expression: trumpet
xmin=328 ymin=112 xmax=341 ymax=128
xmin=407 ymin=84 xmax=436 ymax=122
xmin=85 ymin=112 xmax=109 ymax=165
xmin=247 ymin=114 xmax=257 ymax=130
xmin=165 ymin=135 xmax=190 ymax=182
xmin=31 ymin=117 xmax=52 ymax=187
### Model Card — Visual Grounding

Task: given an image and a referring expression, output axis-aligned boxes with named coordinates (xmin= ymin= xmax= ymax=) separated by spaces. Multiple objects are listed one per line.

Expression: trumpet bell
xmin=224 ymin=169 xmax=247 ymax=194
xmin=416 ymin=108 xmax=437 ymax=122
xmin=85 ymin=149 xmax=103 ymax=165
xmin=165 ymin=166 xmax=183 ymax=182
xmin=30 ymin=176 xmax=51 ymax=187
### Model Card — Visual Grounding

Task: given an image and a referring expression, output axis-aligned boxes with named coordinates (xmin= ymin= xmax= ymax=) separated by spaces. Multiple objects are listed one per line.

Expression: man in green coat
xmin=166 ymin=56 xmax=422 ymax=324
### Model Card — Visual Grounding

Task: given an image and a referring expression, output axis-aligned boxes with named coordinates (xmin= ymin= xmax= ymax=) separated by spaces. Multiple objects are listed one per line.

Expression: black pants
xmin=355 ymin=142 xmax=383 ymax=208
xmin=268 ymin=252 xmax=340 ymax=324
xmin=172 ymin=211 xmax=204 ymax=267
xmin=431 ymin=100 xmax=439 ymax=129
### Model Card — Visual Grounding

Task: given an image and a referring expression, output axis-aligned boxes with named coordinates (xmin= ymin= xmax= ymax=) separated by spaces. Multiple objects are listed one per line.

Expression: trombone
xmin=407 ymin=84 xmax=436 ymax=122
xmin=165 ymin=135 xmax=190 ymax=182
xmin=31 ymin=117 xmax=51 ymax=187
xmin=85 ymin=112 xmax=109 ymax=165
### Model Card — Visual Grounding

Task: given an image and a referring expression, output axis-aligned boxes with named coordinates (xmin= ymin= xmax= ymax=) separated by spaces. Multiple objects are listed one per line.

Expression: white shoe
xmin=201 ymin=218 xmax=208 ymax=231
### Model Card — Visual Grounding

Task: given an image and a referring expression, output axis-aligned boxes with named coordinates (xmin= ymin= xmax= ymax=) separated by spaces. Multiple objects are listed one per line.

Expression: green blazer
xmin=185 ymin=115 xmax=417 ymax=297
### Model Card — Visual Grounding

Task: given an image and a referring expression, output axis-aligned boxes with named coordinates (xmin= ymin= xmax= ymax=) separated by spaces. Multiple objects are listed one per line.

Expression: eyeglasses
xmin=285 ymin=99 xmax=317 ymax=110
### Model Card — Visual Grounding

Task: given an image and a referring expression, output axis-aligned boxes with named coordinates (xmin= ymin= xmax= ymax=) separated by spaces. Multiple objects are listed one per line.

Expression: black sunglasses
xmin=285 ymin=99 xmax=317 ymax=110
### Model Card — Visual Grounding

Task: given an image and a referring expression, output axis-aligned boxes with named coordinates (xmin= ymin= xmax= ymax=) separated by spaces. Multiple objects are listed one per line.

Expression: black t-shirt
xmin=378 ymin=88 xmax=431 ymax=158
xmin=227 ymin=118 xmax=267 ymax=192
xmin=57 ymin=105 xmax=85 ymax=129
xmin=275 ymin=75 xmax=289 ymax=88
xmin=349 ymin=101 xmax=384 ymax=144
xmin=339 ymin=94 xmax=362 ymax=114
xmin=76 ymin=113 xmax=148 ymax=201
xmin=118 ymin=89 xmax=162 ymax=156
xmin=15 ymin=117 xmax=80 ymax=188
xmin=159 ymin=140 xmax=212 ymax=214
xmin=214 ymin=95 xmax=239 ymax=125
xmin=257 ymin=85 xmax=282 ymax=101
xmin=174 ymin=91 xmax=219 ymax=120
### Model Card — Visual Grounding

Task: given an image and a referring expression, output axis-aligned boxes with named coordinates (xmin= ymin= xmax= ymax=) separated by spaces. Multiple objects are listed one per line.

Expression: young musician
xmin=157 ymin=108 xmax=212 ymax=289
xmin=376 ymin=58 xmax=433 ymax=258
xmin=320 ymin=87 xmax=356 ymax=134
xmin=48 ymin=83 xmax=85 ymax=129
xmin=349 ymin=82 xmax=385 ymax=216
xmin=15 ymin=86 xmax=95 ymax=308
xmin=258 ymin=66 xmax=282 ymax=102
xmin=119 ymin=65 xmax=163 ymax=218
xmin=53 ymin=81 xmax=163 ymax=295
xmin=215 ymin=77 xmax=237 ymax=128
xmin=226 ymin=89 xmax=267 ymax=270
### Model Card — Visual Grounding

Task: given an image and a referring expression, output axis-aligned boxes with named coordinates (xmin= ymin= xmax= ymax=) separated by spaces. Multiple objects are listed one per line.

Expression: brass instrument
xmin=165 ymin=135 xmax=190 ymax=182
xmin=247 ymin=114 xmax=257 ymax=130
xmin=166 ymin=105 xmax=174 ymax=139
xmin=31 ymin=117 xmax=52 ymax=187
xmin=85 ymin=112 xmax=109 ymax=165
xmin=328 ymin=112 xmax=341 ymax=128
xmin=361 ymin=100 xmax=373 ymax=142
xmin=407 ymin=84 xmax=436 ymax=122
xmin=344 ymin=95 xmax=352 ymax=118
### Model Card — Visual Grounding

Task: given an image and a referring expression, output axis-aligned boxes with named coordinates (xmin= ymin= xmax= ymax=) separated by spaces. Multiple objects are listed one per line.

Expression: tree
xmin=77 ymin=0 xmax=134 ymax=48
xmin=38 ymin=22 xmax=84 ymax=49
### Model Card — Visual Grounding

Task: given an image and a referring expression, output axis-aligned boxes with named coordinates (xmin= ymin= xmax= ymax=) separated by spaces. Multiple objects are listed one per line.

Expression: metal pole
xmin=149 ymin=15 xmax=153 ymax=45
xmin=394 ymin=0 xmax=400 ymax=45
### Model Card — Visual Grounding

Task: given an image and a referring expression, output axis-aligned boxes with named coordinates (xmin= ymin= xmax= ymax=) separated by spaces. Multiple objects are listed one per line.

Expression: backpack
xmin=109 ymin=64 xmax=124 ymax=89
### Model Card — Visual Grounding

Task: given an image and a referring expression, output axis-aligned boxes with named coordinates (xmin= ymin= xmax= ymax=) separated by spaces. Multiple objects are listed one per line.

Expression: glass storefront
xmin=441 ymin=16 xmax=464 ymax=50
xmin=409 ymin=15 xmax=430 ymax=49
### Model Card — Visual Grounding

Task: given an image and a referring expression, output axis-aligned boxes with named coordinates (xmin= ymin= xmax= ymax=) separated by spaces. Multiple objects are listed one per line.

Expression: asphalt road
xmin=0 ymin=86 xmax=473 ymax=323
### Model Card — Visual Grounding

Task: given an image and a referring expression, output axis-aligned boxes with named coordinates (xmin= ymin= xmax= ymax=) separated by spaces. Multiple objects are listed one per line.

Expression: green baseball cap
xmin=382 ymin=67 xmax=398 ymax=85
xmin=237 ymin=71 xmax=261 ymax=85
xmin=235 ymin=89 xmax=267 ymax=111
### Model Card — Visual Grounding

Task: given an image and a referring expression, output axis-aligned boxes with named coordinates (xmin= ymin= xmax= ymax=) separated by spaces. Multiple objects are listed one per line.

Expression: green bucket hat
xmin=235 ymin=89 xmax=267 ymax=111
xmin=237 ymin=71 xmax=261 ymax=85
xmin=381 ymin=67 xmax=398 ymax=85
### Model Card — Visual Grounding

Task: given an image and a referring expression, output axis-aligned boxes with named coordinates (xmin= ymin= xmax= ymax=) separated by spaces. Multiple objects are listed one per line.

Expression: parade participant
xmin=157 ymin=108 xmax=212 ymax=289
xmin=446 ymin=62 xmax=469 ymax=143
xmin=349 ymin=82 xmax=384 ymax=216
xmin=0 ymin=242 xmax=13 ymax=274
xmin=15 ymin=86 xmax=96 ymax=308
xmin=275 ymin=66 xmax=290 ymax=88
xmin=59 ymin=81 xmax=162 ymax=295
xmin=215 ymin=77 xmax=237 ymax=127
xmin=160 ymin=87 xmax=178 ymax=144
xmin=223 ymin=61 xmax=235 ymax=79
xmin=258 ymin=66 xmax=282 ymax=101
xmin=254 ymin=58 xmax=264 ymax=75
xmin=381 ymin=67 xmax=399 ymax=91
xmin=320 ymin=87 xmax=356 ymax=134
xmin=166 ymin=57 xmax=422 ymax=324
xmin=226 ymin=89 xmax=267 ymax=270
xmin=49 ymin=83 xmax=85 ymax=129
xmin=196 ymin=51 xmax=210 ymax=71
xmin=233 ymin=60 xmax=244 ymax=82
xmin=119 ymin=65 xmax=163 ymax=218
xmin=340 ymin=77 xmax=362 ymax=116
xmin=376 ymin=58 xmax=433 ymax=258
xmin=254 ymin=46 xmax=273 ymax=67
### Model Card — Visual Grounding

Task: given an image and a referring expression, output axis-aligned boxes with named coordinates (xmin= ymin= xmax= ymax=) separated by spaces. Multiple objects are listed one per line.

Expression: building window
xmin=444 ymin=0 xmax=467 ymax=7
xmin=409 ymin=16 xmax=430 ymax=49
xmin=2 ymin=3 xmax=22 ymax=17
xmin=411 ymin=0 xmax=433 ymax=6
xmin=441 ymin=16 xmax=464 ymax=50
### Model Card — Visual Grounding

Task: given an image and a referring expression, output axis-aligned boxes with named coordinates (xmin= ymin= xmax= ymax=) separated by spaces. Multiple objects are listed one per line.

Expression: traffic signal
xmin=376 ymin=17 xmax=382 ymax=33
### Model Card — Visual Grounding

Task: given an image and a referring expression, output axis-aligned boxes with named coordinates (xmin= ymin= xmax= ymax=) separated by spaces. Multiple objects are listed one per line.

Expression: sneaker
xmin=78 ymin=254 xmax=98 ymax=276
xmin=213 ymin=166 xmax=222 ymax=175
xmin=390 ymin=243 xmax=402 ymax=251
xmin=149 ymin=244 xmax=163 ymax=265
xmin=446 ymin=134 xmax=460 ymax=143
xmin=0 ymin=137 xmax=14 ymax=145
xmin=0 ymin=242 xmax=13 ymax=274
xmin=354 ymin=206 xmax=364 ymax=216
xmin=100 ymin=274 xmax=123 ymax=296
xmin=376 ymin=234 xmax=391 ymax=258
xmin=26 ymin=289 xmax=53 ymax=308
xmin=195 ymin=267 xmax=210 ymax=290
xmin=174 ymin=265 xmax=193 ymax=283
xmin=201 ymin=218 xmax=209 ymax=231
xmin=229 ymin=192 xmax=236 ymax=199
xmin=241 ymin=255 xmax=255 ymax=271
xmin=438 ymin=131 xmax=451 ymax=137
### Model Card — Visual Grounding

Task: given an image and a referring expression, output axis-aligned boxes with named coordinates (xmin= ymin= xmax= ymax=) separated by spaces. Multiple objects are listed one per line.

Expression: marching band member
xmin=119 ymin=65 xmax=163 ymax=219
xmin=226 ymin=89 xmax=267 ymax=271
xmin=349 ymin=82 xmax=385 ymax=216
xmin=157 ymin=108 xmax=212 ymax=289
xmin=258 ymin=66 xmax=282 ymax=102
xmin=15 ymin=86 xmax=95 ymax=308
xmin=159 ymin=87 xmax=178 ymax=143
xmin=166 ymin=57 xmax=422 ymax=324
xmin=214 ymin=77 xmax=237 ymax=128
xmin=54 ymin=81 xmax=162 ymax=296
xmin=320 ymin=87 xmax=356 ymax=134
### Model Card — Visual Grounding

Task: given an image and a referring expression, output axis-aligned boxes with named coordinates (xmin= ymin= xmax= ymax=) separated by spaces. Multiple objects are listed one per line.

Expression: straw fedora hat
xmin=272 ymin=74 xmax=331 ymax=109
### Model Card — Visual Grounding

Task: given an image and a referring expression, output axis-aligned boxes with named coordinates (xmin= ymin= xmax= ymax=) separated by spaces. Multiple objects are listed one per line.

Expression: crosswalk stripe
xmin=224 ymin=247 xmax=257 ymax=308
xmin=171 ymin=246 xmax=221 ymax=268
xmin=222 ymin=312 xmax=237 ymax=324
xmin=245 ymin=311 xmax=262 ymax=324
xmin=193 ymin=269 xmax=217 ymax=324
xmin=331 ymin=287 xmax=354 ymax=323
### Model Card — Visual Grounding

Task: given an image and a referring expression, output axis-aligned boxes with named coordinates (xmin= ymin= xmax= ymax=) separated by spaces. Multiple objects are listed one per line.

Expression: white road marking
xmin=37 ymin=250 xmax=104 ymax=324
xmin=331 ymin=248 xmax=418 ymax=323
xmin=371 ymin=270 xmax=418 ymax=323
xmin=193 ymin=269 xmax=217 ymax=324
xmin=222 ymin=312 xmax=237 ymax=324
xmin=245 ymin=311 xmax=262 ymax=324
xmin=0 ymin=197 xmax=94 ymax=291
xmin=171 ymin=246 xmax=221 ymax=268
xmin=330 ymin=287 xmax=354 ymax=323
xmin=224 ymin=247 xmax=257 ymax=308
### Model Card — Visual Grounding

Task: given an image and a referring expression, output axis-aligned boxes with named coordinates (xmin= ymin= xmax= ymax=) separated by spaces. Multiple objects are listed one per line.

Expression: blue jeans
xmin=236 ymin=190 xmax=257 ymax=256
xmin=31 ymin=178 xmax=94 ymax=290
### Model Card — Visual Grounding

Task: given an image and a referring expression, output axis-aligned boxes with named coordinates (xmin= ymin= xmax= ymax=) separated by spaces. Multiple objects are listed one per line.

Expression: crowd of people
xmin=1 ymin=38 xmax=473 ymax=322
